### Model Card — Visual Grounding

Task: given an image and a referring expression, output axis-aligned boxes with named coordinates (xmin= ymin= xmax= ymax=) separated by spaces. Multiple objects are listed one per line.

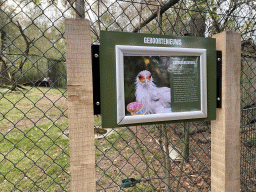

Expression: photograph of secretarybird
xmin=135 ymin=70 xmax=172 ymax=114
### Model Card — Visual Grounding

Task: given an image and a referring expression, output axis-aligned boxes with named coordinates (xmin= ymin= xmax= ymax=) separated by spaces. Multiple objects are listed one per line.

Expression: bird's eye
xmin=138 ymin=75 xmax=145 ymax=82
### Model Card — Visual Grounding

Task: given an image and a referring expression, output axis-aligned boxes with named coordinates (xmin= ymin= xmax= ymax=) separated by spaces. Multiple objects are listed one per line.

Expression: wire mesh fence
xmin=0 ymin=0 xmax=255 ymax=191
xmin=95 ymin=122 xmax=211 ymax=191
xmin=241 ymin=42 xmax=256 ymax=191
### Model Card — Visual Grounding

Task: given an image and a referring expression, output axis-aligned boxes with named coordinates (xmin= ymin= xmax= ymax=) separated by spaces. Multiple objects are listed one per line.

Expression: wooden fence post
xmin=65 ymin=18 xmax=96 ymax=192
xmin=211 ymin=31 xmax=241 ymax=191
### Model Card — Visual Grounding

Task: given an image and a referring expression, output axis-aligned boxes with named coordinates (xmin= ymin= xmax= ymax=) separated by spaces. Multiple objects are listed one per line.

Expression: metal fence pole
xmin=211 ymin=31 xmax=241 ymax=192
xmin=65 ymin=18 xmax=96 ymax=192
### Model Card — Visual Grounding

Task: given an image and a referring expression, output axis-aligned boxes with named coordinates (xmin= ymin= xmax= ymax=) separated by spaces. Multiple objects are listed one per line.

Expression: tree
xmin=0 ymin=29 xmax=7 ymax=86
xmin=189 ymin=0 xmax=256 ymax=38
xmin=0 ymin=0 xmax=70 ymax=89
xmin=0 ymin=21 xmax=34 ymax=91
xmin=0 ymin=0 xmax=12 ymax=86
xmin=0 ymin=1 xmax=25 ymax=87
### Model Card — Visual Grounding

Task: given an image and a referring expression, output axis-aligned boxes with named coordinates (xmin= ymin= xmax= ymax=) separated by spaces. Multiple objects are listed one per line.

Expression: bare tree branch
xmin=75 ymin=0 xmax=85 ymax=18
xmin=171 ymin=0 xmax=183 ymax=34
xmin=222 ymin=1 xmax=245 ymax=29
xmin=0 ymin=75 xmax=12 ymax=84
xmin=66 ymin=0 xmax=84 ymax=18
xmin=0 ymin=30 xmax=9 ymax=85
xmin=66 ymin=0 xmax=100 ymax=40
xmin=0 ymin=31 xmax=7 ymax=67
xmin=209 ymin=1 xmax=245 ymax=33
xmin=0 ymin=54 xmax=6 ymax=65
xmin=11 ymin=21 xmax=34 ymax=76
xmin=133 ymin=0 xmax=180 ymax=33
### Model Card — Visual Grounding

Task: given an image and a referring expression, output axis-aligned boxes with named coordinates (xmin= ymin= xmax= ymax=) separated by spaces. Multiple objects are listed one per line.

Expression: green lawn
xmin=0 ymin=119 xmax=70 ymax=191
xmin=0 ymin=87 xmax=68 ymax=130
xmin=0 ymin=86 xmax=104 ymax=191
xmin=0 ymin=87 xmax=71 ymax=191
xmin=0 ymin=86 xmax=110 ymax=191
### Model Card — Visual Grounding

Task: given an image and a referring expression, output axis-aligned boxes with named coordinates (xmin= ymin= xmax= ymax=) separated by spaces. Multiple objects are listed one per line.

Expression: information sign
xmin=100 ymin=31 xmax=216 ymax=128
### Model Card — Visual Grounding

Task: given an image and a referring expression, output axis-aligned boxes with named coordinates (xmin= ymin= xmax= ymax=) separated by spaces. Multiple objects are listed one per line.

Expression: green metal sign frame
xmin=100 ymin=31 xmax=216 ymax=128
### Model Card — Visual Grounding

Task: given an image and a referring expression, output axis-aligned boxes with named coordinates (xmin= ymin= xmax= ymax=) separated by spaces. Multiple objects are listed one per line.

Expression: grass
xmin=0 ymin=87 xmax=70 ymax=191
xmin=94 ymin=115 xmax=102 ymax=126
xmin=0 ymin=86 xmax=162 ymax=191
xmin=0 ymin=119 xmax=70 ymax=192
xmin=0 ymin=86 xmax=107 ymax=191
xmin=0 ymin=87 xmax=67 ymax=130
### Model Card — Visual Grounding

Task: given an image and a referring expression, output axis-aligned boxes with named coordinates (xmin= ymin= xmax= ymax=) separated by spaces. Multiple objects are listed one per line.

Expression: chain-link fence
xmin=0 ymin=0 xmax=255 ymax=191
xmin=241 ymin=39 xmax=256 ymax=191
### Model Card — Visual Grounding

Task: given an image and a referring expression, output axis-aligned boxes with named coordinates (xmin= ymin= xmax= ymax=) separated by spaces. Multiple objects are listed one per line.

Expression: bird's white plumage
xmin=135 ymin=70 xmax=172 ymax=114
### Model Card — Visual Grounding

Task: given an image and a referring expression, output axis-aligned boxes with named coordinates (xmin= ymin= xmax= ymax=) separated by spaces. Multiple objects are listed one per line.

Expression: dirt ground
xmin=95 ymin=123 xmax=211 ymax=192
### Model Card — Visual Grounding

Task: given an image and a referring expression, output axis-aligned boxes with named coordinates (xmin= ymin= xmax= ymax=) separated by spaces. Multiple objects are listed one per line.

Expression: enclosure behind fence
xmin=0 ymin=0 xmax=255 ymax=191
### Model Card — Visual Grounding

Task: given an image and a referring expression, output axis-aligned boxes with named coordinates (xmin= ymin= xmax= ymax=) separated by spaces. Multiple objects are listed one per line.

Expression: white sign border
xmin=116 ymin=45 xmax=207 ymax=125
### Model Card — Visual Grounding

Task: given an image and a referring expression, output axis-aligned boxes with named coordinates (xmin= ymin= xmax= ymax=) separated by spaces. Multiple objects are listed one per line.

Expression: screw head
xmin=94 ymin=53 xmax=99 ymax=58
xmin=218 ymin=58 xmax=221 ymax=62
xmin=96 ymin=101 xmax=100 ymax=105
xmin=217 ymin=97 xmax=221 ymax=101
